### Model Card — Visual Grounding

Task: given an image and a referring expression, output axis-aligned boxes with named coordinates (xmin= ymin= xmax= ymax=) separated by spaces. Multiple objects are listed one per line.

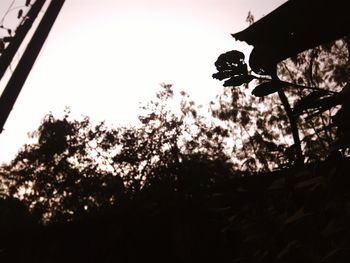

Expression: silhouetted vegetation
xmin=0 ymin=84 xmax=235 ymax=224
xmin=1 ymin=5 xmax=350 ymax=263
xmin=212 ymin=37 xmax=350 ymax=171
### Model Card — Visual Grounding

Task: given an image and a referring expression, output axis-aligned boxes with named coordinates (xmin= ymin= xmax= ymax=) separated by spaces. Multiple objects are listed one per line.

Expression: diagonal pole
xmin=0 ymin=0 xmax=65 ymax=133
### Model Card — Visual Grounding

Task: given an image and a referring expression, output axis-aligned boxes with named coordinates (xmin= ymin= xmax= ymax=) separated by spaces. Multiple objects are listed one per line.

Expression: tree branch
xmin=277 ymin=89 xmax=304 ymax=166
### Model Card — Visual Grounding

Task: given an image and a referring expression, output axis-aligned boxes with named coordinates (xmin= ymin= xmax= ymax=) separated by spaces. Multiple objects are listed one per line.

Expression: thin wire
xmin=0 ymin=0 xmax=16 ymax=26
xmin=0 ymin=0 xmax=33 ymax=55
xmin=1 ymin=0 xmax=35 ymax=71
xmin=1 ymin=0 xmax=32 ymax=34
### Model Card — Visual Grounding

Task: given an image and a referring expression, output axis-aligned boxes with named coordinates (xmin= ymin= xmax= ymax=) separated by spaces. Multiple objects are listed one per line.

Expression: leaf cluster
xmin=0 ymin=85 xmax=234 ymax=224
xmin=212 ymin=37 xmax=350 ymax=170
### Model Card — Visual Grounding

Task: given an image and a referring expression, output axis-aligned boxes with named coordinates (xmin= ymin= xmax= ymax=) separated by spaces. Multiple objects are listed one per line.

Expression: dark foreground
xmin=1 ymin=155 xmax=350 ymax=263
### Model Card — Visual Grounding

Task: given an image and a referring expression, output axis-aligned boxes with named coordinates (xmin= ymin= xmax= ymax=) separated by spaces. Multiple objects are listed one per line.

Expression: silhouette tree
xmin=1 ymin=84 xmax=234 ymax=224
xmin=112 ymin=84 xmax=233 ymax=194
xmin=212 ymin=31 xmax=350 ymax=171
xmin=279 ymin=37 xmax=350 ymax=158
xmin=2 ymin=112 xmax=126 ymax=223
xmin=2 ymin=5 xmax=350 ymax=263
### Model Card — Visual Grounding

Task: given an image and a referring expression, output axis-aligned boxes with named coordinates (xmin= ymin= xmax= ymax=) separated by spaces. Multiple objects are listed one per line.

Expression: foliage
xmin=0 ymin=84 xmax=234 ymax=224
xmin=0 ymin=196 xmax=36 ymax=235
xmin=2 ymin=112 xmax=126 ymax=223
xmin=0 ymin=13 xmax=349 ymax=262
xmin=211 ymin=51 xmax=292 ymax=171
xmin=212 ymin=36 xmax=350 ymax=171
xmin=111 ymin=84 xmax=231 ymax=194
xmin=211 ymin=154 xmax=350 ymax=263
xmin=278 ymin=38 xmax=350 ymax=157
xmin=2 ymin=151 xmax=350 ymax=263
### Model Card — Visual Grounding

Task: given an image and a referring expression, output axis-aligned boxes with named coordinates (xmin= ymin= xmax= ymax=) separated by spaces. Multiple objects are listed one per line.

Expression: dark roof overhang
xmin=232 ymin=0 xmax=350 ymax=75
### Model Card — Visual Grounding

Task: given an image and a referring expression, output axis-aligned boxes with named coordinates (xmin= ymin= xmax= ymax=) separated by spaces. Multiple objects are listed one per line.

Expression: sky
xmin=0 ymin=0 xmax=286 ymax=163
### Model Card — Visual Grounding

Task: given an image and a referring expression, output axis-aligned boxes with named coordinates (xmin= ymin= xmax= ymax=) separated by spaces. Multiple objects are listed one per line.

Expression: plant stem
xmin=254 ymin=76 xmax=338 ymax=94
xmin=280 ymin=81 xmax=338 ymax=94
xmin=277 ymin=89 xmax=304 ymax=166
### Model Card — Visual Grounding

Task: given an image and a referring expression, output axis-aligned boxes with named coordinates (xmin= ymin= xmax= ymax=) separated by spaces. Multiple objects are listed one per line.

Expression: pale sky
xmin=0 ymin=0 xmax=286 ymax=163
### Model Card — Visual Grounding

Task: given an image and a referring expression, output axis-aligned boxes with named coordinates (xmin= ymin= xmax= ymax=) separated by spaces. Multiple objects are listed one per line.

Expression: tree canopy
xmin=1 ymin=7 xmax=350 ymax=263
xmin=1 ymin=84 xmax=236 ymax=223
xmin=212 ymin=35 xmax=350 ymax=170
